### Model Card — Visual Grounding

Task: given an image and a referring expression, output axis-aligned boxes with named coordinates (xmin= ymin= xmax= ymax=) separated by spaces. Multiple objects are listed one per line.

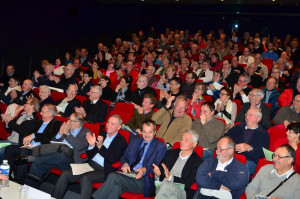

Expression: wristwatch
xmin=249 ymin=146 xmax=253 ymax=151
xmin=66 ymin=131 xmax=71 ymax=136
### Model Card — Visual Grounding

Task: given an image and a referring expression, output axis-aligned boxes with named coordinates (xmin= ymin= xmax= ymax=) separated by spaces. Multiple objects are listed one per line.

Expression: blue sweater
xmin=227 ymin=122 xmax=270 ymax=163
xmin=195 ymin=156 xmax=248 ymax=199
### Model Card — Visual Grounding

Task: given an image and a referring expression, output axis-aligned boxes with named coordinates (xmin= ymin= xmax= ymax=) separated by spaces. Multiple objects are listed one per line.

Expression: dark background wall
xmin=1 ymin=0 xmax=300 ymax=79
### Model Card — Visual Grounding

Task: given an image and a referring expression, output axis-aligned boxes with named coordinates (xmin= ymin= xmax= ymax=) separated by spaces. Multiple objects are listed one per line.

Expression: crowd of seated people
xmin=1 ymin=27 xmax=300 ymax=198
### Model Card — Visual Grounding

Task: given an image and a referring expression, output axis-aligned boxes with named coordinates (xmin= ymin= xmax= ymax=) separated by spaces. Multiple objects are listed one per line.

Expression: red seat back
xmin=232 ymin=99 xmax=242 ymax=114
xmin=51 ymin=91 xmax=66 ymax=102
xmin=75 ymin=95 xmax=87 ymax=106
xmin=203 ymin=95 xmax=212 ymax=103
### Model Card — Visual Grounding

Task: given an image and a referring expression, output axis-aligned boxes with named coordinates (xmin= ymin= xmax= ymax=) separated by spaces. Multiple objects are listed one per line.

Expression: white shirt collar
xmin=271 ymin=167 xmax=294 ymax=178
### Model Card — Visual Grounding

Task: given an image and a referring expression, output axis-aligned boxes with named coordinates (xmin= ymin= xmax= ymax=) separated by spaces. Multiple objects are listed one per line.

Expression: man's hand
xmin=96 ymin=136 xmax=103 ymax=149
xmin=165 ymin=96 xmax=175 ymax=109
xmin=121 ymin=163 xmax=131 ymax=174
xmin=200 ymin=114 xmax=207 ymax=125
xmin=59 ymin=122 xmax=70 ymax=135
xmin=220 ymin=185 xmax=231 ymax=191
xmin=75 ymin=107 xmax=86 ymax=117
xmin=236 ymin=143 xmax=252 ymax=153
xmin=135 ymin=129 xmax=142 ymax=135
xmin=1 ymin=114 xmax=13 ymax=124
xmin=152 ymin=164 xmax=161 ymax=177
xmin=208 ymin=172 xmax=211 ymax=177
xmin=23 ymin=133 xmax=34 ymax=146
xmin=86 ymin=133 xmax=96 ymax=147
xmin=137 ymin=107 xmax=144 ymax=114
xmin=131 ymin=102 xmax=141 ymax=110
xmin=162 ymin=163 xmax=170 ymax=179
xmin=135 ymin=167 xmax=146 ymax=179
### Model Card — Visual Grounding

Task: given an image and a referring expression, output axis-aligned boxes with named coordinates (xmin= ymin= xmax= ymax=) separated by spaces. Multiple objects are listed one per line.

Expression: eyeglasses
xmin=219 ymin=93 xmax=228 ymax=96
xmin=248 ymin=94 xmax=259 ymax=97
xmin=90 ymin=91 xmax=99 ymax=94
xmin=69 ymin=119 xmax=79 ymax=123
xmin=272 ymin=154 xmax=291 ymax=160
xmin=238 ymin=80 xmax=248 ymax=83
xmin=216 ymin=148 xmax=232 ymax=152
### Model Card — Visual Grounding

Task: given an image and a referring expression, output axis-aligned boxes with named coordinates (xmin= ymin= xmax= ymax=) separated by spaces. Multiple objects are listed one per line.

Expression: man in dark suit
xmin=222 ymin=59 xmax=239 ymax=89
xmin=51 ymin=115 xmax=127 ymax=199
xmin=235 ymin=88 xmax=271 ymax=130
xmin=75 ymin=85 xmax=108 ymax=123
xmin=24 ymin=112 xmax=90 ymax=188
xmin=10 ymin=79 xmax=36 ymax=106
xmin=0 ymin=76 xmax=21 ymax=105
xmin=0 ymin=65 xmax=17 ymax=91
xmin=233 ymin=74 xmax=251 ymax=103
xmin=4 ymin=104 xmax=62 ymax=183
xmin=50 ymin=64 xmax=78 ymax=92
xmin=129 ymin=75 xmax=157 ymax=108
xmin=153 ymin=130 xmax=203 ymax=199
xmin=92 ymin=120 xmax=167 ymax=198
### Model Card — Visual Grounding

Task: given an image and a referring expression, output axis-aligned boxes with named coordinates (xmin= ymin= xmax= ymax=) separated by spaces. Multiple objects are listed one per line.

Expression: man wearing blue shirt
xmin=52 ymin=115 xmax=127 ymax=199
xmin=262 ymin=42 xmax=279 ymax=62
xmin=4 ymin=104 xmax=62 ymax=183
xmin=25 ymin=112 xmax=90 ymax=187
xmin=92 ymin=120 xmax=167 ymax=198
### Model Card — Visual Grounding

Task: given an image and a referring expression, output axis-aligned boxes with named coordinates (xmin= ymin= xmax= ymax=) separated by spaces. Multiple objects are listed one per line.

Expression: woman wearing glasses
xmin=214 ymin=87 xmax=237 ymax=132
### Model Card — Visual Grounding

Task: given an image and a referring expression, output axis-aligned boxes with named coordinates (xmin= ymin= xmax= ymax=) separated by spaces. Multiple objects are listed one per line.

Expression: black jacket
xmin=86 ymin=132 xmax=127 ymax=179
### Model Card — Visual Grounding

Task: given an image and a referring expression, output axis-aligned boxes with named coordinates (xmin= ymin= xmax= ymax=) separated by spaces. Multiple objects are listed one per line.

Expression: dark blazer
xmin=249 ymin=74 xmax=263 ymax=88
xmin=158 ymin=149 xmax=203 ymax=199
xmin=233 ymin=86 xmax=251 ymax=102
xmin=120 ymin=136 xmax=166 ymax=197
xmin=86 ymin=132 xmax=127 ymax=178
xmin=129 ymin=86 xmax=157 ymax=106
xmin=55 ymin=98 xmax=81 ymax=118
xmin=40 ymin=96 xmax=54 ymax=111
xmin=100 ymin=86 xmax=115 ymax=102
xmin=12 ymin=90 xmax=37 ymax=105
xmin=25 ymin=118 xmax=62 ymax=144
xmin=225 ymin=69 xmax=239 ymax=89
xmin=52 ymin=127 xmax=90 ymax=163
xmin=262 ymin=88 xmax=280 ymax=118
xmin=235 ymin=102 xmax=271 ymax=130
xmin=6 ymin=112 xmax=39 ymax=146
xmin=82 ymin=99 xmax=108 ymax=123
xmin=50 ymin=75 xmax=77 ymax=92
xmin=78 ymin=81 xmax=93 ymax=97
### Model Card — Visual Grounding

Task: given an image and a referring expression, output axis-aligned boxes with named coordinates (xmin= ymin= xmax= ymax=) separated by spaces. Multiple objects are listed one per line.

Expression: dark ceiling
xmin=94 ymin=0 xmax=300 ymax=6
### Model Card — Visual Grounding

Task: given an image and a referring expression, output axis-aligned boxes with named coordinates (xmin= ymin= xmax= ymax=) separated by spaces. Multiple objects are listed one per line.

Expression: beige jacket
xmin=152 ymin=107 xmax=192 ymax=145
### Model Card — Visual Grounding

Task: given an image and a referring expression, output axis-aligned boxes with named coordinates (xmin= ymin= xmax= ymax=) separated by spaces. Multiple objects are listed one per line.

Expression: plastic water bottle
xmin=0 ymin=160 xmax=9 ymax=187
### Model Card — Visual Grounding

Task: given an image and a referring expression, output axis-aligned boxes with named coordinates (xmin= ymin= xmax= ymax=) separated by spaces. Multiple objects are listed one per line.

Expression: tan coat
xmin=152 ymin=107 xmax=192 ymax=145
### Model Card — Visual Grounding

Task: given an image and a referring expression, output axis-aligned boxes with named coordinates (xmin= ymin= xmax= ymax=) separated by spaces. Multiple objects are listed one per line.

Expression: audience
xmin=214 ymin=87 xmax=237 ymax=127
xmin=192 ymin=101 xmax=225 ymax=159
xmin=186 ymin=82 xmax=207 ymax=119
xmin=55 ymin=84 xmax=81 ymax=118
xmin=38 ymin=85 xmax=54 ymax=109
xmin=2 ymin=27 xmax=300 ymax=199
xmin=228 ymin=108 xmax=270 ymax=176
xmin=92 ymin=120 xmax=166 ymax=198
xmin=154 ymin=130 xmax=203 ymax=199
xmin=78 ymin=70 xmax=93 ymax=97
xmin=152 ymin=95 xmax=192 ymax=146
xmin=0 ymin=98 xmax=40 ymax=163
xmin=125 ymin=94 xmax=156 ymax=135
xmin=4 ymin=104 xmax=62 ymax=183
xmin=246 ymin=145 xmax=300 ymax=198
xmin=194 ymin=136 xmax=248 ymax=199
xmin=75 ymin=85 xmax=108 ymax=123
xmin=235 ymin=88 xmax=272 ymax=130
xmin=52 ymin=115 xmax=127 ymax=199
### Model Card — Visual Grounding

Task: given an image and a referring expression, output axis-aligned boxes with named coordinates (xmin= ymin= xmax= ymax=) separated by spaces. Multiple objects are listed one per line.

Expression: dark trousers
xmin=51 ymin=160 xmax=105 ymax=199
xmin=92 ymin=172 xmax=144 ymax=199
xmin=29 ymin=151 xmax=73 ymax=179
xmin=4 ymin=145 xmax=32 ymax=183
